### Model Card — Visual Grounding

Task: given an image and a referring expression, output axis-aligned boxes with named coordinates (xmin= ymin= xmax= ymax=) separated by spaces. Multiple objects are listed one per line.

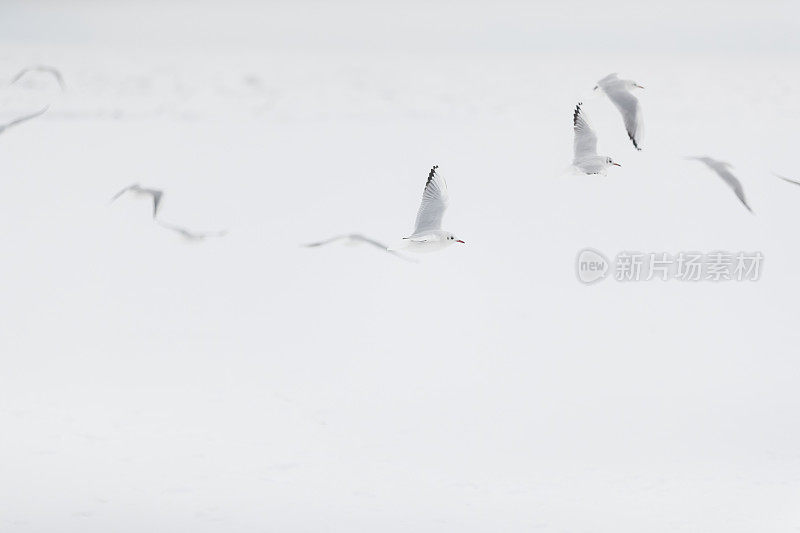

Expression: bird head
xmin=445 ymin=233 xmax=465 ymax=244
xmin=606 ymin=157 xmax=621 ymax=167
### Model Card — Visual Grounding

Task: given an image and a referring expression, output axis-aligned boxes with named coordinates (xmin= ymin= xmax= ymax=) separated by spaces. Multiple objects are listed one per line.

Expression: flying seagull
xmin=157 ymin=220 xmax=228 ymax=241
xmin=774 ymin=172 xmax=800 ymax=187
xmin=304 ymin=233 xmax=415 ymax=261
xmin=110 ymin=184 xmax=164 ymax=218
xmin=0 ymin=106 xmax=48 ymax=136
xmin=687 ymin=156 xmax=753 ymax=213
xmin=10 ymin=65 xmax=66 ymax=91
xmin=594 ymin=73 xmax=645 ymax=150
xmin=572 ymin=103 xmax=621 ymax=175
xmin=390 ymin=165 xmax=464 ymax=253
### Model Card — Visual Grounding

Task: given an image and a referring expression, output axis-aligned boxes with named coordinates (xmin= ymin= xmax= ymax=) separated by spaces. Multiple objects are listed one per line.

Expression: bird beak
xmin=456 ymin=240 xmax=465 ymax=244
xmin=635 ymin=84 xmax=645 ymax=89
xmin=612 ymin=163 xmax=621 ymax=167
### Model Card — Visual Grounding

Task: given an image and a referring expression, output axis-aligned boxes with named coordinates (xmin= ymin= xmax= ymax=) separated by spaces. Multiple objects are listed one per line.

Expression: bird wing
xmin=605 ymin=87 xmax=643 ymax=150
xmin=573 ymin=103 xmax=598 ymax=161
xmin=10 ymin=66 xmax=66 ymax=91
xmin=110 ymin=184 xmax=136 ymax=202
xmin=690 ymin=157 xmax=752 ymax=213
xmin=0 ymin=106 xmax=48 ymax=133
xmin=774 ymin=173 xmax=800 ymax=187
xmin=349 ymin=234 xmax=392 ymax=250
xmin=716 ymin=167 xmax=752 ymax=213
xmin=158 ymin=221 xmax=195 ymax=238
xmin=303 ymin=235 xmax=350 ymax=247
xmin=596 ymin=73 xmax=620 ymax=88
xmin=412 ymin=165 xmax=449 ymax=234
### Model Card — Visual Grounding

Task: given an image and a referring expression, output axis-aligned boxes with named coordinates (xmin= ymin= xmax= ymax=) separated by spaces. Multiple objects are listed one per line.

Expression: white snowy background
xmin=1 ymin=1 xmax=799 ymax=531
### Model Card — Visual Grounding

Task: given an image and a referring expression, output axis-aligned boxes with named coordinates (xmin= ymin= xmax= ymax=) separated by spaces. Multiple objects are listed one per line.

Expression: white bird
xmin=687 ymin=156 xmax=753 ymax=213
xmin=391 ymin=165 xmax=464 ymax=253
xmin=594 ymin=73 xmax=645 ymax=150
xmin=157 ymin=220 xmax=228 ymax=241
xmin=572 ymin=103 xmax=621 ymax=175
xmin=10 ymin=65 xmax=66 ymax=91
xmin=110 ymin=184 xmax=164 ymax=218
xmin=304 ymin=233 xmax=415 ymax=261
xmin=0 ymin=106 xmax=48 ymax=136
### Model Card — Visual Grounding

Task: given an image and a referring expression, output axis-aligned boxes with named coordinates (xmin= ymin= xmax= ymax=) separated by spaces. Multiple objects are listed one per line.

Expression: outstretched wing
xmin=606 ymin=88 xmax=643 ymax=150
xmin=412 ymin=165 xmax=448 ymax=234
xmin=0 ymin=106 xmax=48 ymax=134
xmin=716 ymin=167 xmax=752 ymax=213
xmin=303 ymin=235 xmax=349 ymax=247
xmin=10 ymin=66 xmax=66 ymax=91
xmin=110 ymin=184 xmax=136 ymax=202
xmin=774 ymin=173 xmax=800 ymax=187
xmin=573 ymin=103 xmax=598 ymax=161
xmin=689 ymin=157 xmax=753 ymax=213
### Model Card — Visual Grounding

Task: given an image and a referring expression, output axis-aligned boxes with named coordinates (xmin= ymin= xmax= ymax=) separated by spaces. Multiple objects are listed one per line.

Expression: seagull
xmin=10 ymin=65 xmax=66 ymax=91
xmin=110 ymin=184 xmax=164 ymax=218
xmin=391 ymin=165 xmax=464 ymax=253
xmin=594 ymin=73 xmax=645 ymax=150
xmin=572 ymin=103 xmax=621 ymax=175
xmin=774 ymin=172 xmax=800 ymax=187
xmin=157 ymin=220 xmax=228 ymax=241
xmin=687 ymin=156 xmax=753 ymax=213
xmin=0 ymin=106 xmax=48 ymax=136
xmin=304 ymin=233 xmax=415 ymax=261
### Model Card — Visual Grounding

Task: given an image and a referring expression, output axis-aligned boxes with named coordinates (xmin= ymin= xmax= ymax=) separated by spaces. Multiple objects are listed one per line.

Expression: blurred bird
xmin=110 ymin=184 xmax=164 ymax=218
xmin=687 ymin=156 xmax=753 ymax=213
xmin=157 ymin=220 xmax=228 ymax=241
xmin=774 ymin=172 xmax=800 ymax=187
xmin=572 ymin=103 xmax=621 ymax=175
xmin=0 ymin=106 xmax=48 ymax=136
xmin=304 ymin=233 xmax=415 ymax=261
xmin=10 ymin=65 xmax=66 ymax=91
xmin=390 ymin=165 xmax=464 ymax=253
xmin=594 ymin=73 xmax=645 ymax=150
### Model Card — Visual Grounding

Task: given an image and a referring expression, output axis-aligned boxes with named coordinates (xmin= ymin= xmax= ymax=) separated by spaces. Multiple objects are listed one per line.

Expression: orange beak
xmin=612 ymin=163 xmax=621 ymax=167
xmin=456 ymin=240 xmax=465 ymax=244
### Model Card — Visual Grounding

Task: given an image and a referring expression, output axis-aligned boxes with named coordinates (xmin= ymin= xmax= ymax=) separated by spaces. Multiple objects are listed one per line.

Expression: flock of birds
xmin=2 ymin=67 xmax=796 ymax=255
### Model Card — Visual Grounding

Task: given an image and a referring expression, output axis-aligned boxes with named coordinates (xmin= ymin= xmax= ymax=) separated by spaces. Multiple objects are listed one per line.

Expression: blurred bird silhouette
xmin=110 ymin=184 xmax=164 ymax=218
xmin=10 ymin=65 xmax=66 ymax=91
xmin=0 ymin=106 xmax=48 ymax=136
xmin=687 ymin=156 xmax=753 ymax=213
xmin=305 ymin=233 xmax=415 ymax=261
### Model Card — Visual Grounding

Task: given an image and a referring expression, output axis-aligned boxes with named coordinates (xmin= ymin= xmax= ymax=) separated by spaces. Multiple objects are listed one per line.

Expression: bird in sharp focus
xmin=572 ymin=103 xmax=621 ymax=175
xmin=390 ymin=165 xmax=464 ymax=253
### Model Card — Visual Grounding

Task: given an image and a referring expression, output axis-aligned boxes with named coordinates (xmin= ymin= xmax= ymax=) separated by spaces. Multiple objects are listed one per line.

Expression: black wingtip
xmin=573 ymin=103 xmax=583 ymax=127
xmin=628 ymin=132 xmax=641 ymax=151
xmin=426 ymin=165 xmax=439 ymax=184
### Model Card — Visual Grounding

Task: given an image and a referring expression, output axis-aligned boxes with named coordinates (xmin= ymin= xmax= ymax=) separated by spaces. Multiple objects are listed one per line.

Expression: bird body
xmin=399 ymin=230 xmax=459 ymax=253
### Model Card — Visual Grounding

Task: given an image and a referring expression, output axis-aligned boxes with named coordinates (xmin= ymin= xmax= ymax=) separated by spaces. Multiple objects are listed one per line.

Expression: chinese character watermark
xmin=576 ymin=249 xmax=763 ymax=284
